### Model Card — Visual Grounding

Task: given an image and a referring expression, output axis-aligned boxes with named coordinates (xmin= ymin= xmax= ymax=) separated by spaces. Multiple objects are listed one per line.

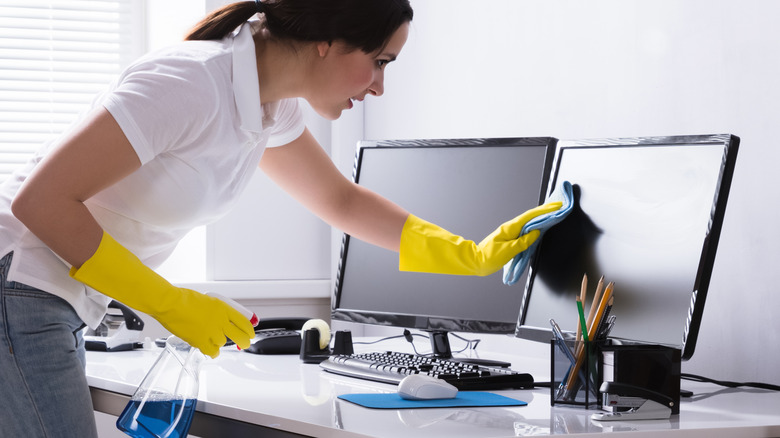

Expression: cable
xmin=351 ymin=331 xmax=429 ymax=355
xmin=402 ymin=329 xmax=425 ymax=355
xmin=681 ymin=373 xmax=780 ymax=391
xmin=351 ymin=330 xmax=483 ymax=356
xmin=449 ymin=332 xmax=481 ymax=353
xmin=351 ymin=333 xmax=421 ymax=345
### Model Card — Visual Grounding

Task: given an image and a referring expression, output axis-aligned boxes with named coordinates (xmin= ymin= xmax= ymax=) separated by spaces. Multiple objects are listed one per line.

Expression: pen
xmin=550 ymin=318 xmax=575 ymax=399
xmin=549 ymin=318 xmax=576 ymax=365
xmin=550 ymin=318 xmax=588 ymax=399
xmin=597 ymin=315 xmax=617 ymax=339
xmin=594 ymin=296 xmax=614 ymax=340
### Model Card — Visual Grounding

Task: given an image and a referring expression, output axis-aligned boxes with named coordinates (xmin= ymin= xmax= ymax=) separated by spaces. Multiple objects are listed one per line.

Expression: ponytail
xmin=184 ymin=2 xmax=257 ymax=41
xmin=184 ymin=0 xmax=413 ymax=54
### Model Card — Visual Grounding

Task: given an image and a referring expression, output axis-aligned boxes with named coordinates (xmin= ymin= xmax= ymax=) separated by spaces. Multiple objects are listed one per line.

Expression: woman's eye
xmin=376 ymin=59 xmax=389 ymax=69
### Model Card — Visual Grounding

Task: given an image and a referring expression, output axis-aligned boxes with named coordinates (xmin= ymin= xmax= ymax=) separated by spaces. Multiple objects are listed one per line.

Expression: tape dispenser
xmin=300 ymin=318 xmax=353 ymax=363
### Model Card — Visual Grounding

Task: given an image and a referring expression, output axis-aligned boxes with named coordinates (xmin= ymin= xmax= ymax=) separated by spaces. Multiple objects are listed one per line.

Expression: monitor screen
xmin=516 ymin=134 xmax=739 ymax=360
xmin=332 ymin=138 xmax=556 ymax=350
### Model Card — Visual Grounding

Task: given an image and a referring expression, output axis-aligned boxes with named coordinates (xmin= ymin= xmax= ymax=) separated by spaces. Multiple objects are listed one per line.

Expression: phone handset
xmin=244 ymin=317 xmax=312 ymax=355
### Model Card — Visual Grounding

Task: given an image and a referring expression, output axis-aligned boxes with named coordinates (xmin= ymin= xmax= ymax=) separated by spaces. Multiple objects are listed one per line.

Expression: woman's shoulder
xmin=125 ymin=39 xmax=233 ymax=79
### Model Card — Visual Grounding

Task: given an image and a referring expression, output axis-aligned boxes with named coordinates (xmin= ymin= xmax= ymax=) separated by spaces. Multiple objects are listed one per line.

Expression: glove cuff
xmin=69 ymin=231 xmax=175 ymax=316
xmin=399 ymin=214 xmax=483 ymax=275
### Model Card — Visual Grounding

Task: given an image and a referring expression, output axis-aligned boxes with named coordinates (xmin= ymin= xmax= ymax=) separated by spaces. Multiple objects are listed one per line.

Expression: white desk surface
xmin=87 ymin=336 xmax=780 ymax=437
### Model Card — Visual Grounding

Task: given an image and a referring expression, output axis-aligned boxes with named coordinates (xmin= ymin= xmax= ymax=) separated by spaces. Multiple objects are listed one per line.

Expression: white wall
xmin=150 ymin=0 xmax=779 ymax=384
xmin=352 ymin=0 xmax=779 ymax=385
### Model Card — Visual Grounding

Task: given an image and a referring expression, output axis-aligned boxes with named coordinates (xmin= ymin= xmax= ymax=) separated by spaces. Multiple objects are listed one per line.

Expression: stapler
xmin=591 ymin=381 xmax=674 ymax=421
xmin=84 ymin=300 xmax=145 ymax=352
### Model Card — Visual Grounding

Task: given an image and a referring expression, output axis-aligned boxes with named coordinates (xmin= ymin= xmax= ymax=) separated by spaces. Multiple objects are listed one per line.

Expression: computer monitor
xmin=332 ymin=137 xmax=556 ymax=357
xmin=515 ymin=134 xmax=739 ymax=360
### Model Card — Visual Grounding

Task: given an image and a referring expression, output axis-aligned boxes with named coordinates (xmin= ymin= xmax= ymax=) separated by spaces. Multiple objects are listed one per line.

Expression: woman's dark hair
xmin=185 ymin=0 xmax=413 ymax=54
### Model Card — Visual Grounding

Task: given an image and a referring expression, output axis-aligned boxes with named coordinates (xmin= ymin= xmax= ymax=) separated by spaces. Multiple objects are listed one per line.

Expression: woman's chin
xmin=311 ymin=106 xmax=341 ymax=121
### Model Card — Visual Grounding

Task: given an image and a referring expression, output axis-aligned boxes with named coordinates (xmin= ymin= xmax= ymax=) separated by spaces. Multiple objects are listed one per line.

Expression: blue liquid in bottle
xmin=116 ymin=337 xmax=205 ymax=438
xmin=116 ymin=398 xmax=197 ymax=438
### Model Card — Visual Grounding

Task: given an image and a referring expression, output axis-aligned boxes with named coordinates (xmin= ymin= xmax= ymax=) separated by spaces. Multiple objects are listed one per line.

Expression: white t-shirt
xmin=0 ymin=23 xmax=305 ymax=328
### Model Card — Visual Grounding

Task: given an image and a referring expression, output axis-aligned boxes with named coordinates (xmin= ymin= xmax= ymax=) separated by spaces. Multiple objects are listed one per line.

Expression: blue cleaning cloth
xmin=503 ymin=180 xmax=575 ymax=285
xmin=337 ymin=392 xmax=527 ymax=409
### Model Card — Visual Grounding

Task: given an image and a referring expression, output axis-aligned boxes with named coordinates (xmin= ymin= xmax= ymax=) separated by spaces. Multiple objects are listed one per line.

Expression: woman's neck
xmin=252 ymin=25 xmax=316 ymax=104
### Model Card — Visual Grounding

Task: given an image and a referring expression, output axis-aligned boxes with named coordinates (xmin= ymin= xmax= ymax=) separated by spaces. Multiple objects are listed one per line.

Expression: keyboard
xmin=320 ymin=351 xmax=534 ymax=390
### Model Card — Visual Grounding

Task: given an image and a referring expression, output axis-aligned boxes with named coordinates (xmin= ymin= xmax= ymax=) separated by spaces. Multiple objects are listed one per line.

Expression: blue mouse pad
xmin=337 ymin=392 xmax=527 ymax=409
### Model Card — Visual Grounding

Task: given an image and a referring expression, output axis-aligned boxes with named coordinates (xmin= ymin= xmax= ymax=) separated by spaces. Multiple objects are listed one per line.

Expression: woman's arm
xmin=259 ymin=128 xmax=409 ymax=252
xmin=11 ymin=108 xmax=142 ymax=268
xmin=12 ymin=107 xmax=255 ymax=356
xmin=260 ymin=128 xmax=563 ymax=276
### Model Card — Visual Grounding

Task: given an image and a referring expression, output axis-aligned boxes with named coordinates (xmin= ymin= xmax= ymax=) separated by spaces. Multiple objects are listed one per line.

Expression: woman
xmin=0 ymin=1 xmax=559 ymax=436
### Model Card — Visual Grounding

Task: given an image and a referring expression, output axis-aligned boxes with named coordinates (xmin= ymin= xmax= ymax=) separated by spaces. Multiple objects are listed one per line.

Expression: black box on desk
xmin=600 ymin=343 xmax=681 ymax=414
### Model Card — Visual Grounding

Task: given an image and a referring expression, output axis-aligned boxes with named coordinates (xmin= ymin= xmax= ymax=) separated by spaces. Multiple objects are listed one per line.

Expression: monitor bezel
xmin=515 ymin=133 xmax=740 ymax=360
xmin=331 ymin=137 xmax=558 ymax=334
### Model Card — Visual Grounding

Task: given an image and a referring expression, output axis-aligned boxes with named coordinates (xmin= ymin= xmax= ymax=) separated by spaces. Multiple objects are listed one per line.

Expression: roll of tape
xmin=301 ymin=319 xmax=331 ymax=350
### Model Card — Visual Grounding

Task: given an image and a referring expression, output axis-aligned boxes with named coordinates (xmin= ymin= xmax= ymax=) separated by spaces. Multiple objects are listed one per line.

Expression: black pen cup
xmin=550 ymin=339 xmax=602 ymax=408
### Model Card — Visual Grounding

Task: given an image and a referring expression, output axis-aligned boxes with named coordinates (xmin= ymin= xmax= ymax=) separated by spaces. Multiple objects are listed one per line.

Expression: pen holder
xmin=551 ymin=339 xmax=602 ymax=408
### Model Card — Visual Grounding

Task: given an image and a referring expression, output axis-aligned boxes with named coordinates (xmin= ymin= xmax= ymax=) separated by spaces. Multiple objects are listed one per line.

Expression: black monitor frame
xmin=515 ymin=134 xmax=739 ymax=360
xmin=331 ymin=137 xmax=557 ymax=357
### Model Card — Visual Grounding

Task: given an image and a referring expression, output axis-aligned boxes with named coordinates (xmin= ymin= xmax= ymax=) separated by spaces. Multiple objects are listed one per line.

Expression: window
xmin=0 ymin=0 xmax=144 ymax=183
xmin=0 ymin=1 xmax=334 ymax=289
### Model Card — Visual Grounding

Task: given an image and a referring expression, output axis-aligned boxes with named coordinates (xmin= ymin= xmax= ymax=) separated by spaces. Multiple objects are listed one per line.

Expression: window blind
xmin=0 ymin=0 xmax=144 ymax=183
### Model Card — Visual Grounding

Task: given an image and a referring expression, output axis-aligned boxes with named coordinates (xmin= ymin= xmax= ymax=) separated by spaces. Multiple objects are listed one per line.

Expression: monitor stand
xmin=427 ymin=330 xmax=512 ymax=368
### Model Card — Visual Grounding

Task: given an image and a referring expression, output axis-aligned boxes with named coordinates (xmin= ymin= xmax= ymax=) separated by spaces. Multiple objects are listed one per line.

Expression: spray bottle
xmin=116 ymin=294 xmax=258 ymax=438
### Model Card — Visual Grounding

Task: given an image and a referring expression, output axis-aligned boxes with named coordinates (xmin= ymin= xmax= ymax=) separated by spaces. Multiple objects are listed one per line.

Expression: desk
xmin=87 ymin=337 xmax=780 ymax=437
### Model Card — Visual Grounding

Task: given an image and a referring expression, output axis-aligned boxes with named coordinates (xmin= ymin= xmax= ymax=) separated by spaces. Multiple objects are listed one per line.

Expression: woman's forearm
xmin=334 ymin=183 xmax=408 ymax=252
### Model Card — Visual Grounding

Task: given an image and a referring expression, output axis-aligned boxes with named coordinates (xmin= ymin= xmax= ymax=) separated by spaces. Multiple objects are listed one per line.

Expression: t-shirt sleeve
xmin=265 ymin=98 xmax=306 ymax=148
xmin=101 ymin=56 xmax=220 ymax=165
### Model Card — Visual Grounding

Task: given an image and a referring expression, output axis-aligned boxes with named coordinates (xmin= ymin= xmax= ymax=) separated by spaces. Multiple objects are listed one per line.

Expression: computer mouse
xmin=397 ymin=374 xmax=458 ymax=400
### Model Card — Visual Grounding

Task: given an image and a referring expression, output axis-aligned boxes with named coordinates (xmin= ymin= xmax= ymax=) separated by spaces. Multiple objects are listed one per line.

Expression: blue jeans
xmin=0 ymin=252 xmax=98 ymax=438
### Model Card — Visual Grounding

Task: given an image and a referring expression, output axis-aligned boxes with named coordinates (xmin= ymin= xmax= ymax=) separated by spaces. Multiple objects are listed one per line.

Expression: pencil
xmin=564 ymin=281 xmax=615 ymax=397
xmin=588 ymin=282 xmax=614 ymax=340
xmin=576 ymin=297 xmax=589 ymax=343
xmin=585 ymin=275 xmax=604 ymax=329
xmin=577 ymin=274 xmax=587 ymax=342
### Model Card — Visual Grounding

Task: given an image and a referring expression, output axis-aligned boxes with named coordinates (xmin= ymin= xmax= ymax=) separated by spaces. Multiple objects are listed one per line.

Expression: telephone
xmin=240 ymin=317 xmax=354 ymax=360
xmin=244 ymin=317 xmax=311 ymax=355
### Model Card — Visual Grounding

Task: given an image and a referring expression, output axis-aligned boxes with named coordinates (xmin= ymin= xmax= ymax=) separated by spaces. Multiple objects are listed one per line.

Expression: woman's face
xmin=308 ymin=22 xmax=410 ymax=120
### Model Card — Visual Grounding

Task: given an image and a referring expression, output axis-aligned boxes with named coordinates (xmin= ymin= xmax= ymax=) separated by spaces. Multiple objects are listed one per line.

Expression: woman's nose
xmin=368 ymin=74 xmax=384 ymax=97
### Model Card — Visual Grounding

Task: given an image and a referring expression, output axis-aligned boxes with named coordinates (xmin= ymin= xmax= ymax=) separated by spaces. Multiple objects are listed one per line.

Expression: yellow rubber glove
xmin=70 ymin=232 xmax=255 ymax=358
xmin=399 ymin=202 xmax=563 ymax=276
